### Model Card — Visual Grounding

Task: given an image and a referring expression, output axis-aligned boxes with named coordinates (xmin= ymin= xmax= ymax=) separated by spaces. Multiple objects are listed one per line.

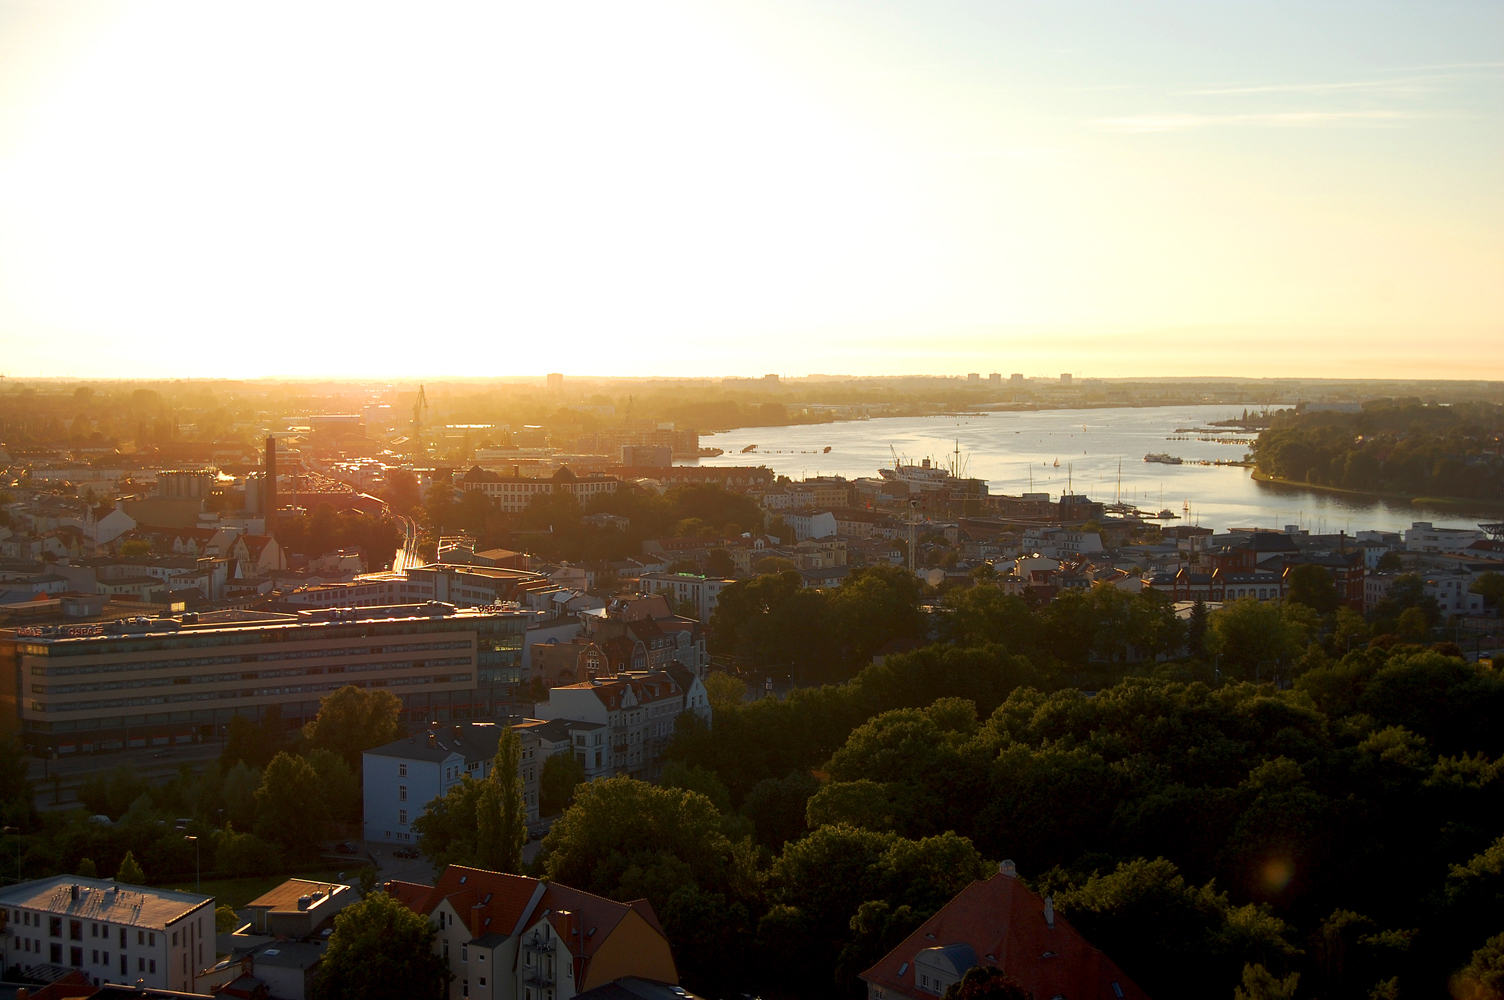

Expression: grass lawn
xmin=164 ymin=868 xmax=356 ymax=909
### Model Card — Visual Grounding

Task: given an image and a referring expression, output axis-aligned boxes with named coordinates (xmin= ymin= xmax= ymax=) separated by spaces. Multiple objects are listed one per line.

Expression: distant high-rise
xmin=1009 ymin=373 xmax=1025 ymax=386
xmin=967 ymin=373 xmax=980 ymax=383
xmin=988 ymin=373 xmax=1002 ymax=386
xmin=1060 ymin=373 xmax=1072 ymax=386
xmin=264 ymin=436 xmax=278 ymax=538
xmin=547 ymin=373 xmax=564 ymax=393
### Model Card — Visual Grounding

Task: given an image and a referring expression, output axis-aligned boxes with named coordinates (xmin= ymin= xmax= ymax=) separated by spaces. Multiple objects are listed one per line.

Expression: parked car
xmin=528 ymin=829 xmax=545 ymax=841
xmin=393 ymin=846 xmax=420 ymax=859
xmin=334 ymin=841 xmax=359 ymax=855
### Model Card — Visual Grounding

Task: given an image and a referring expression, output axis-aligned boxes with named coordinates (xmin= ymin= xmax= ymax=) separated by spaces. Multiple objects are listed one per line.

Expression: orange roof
xmin=394 ymin=866 xmax=671 ymax=982
xmin=861 ymin=872 xmax=1149 ymax=1000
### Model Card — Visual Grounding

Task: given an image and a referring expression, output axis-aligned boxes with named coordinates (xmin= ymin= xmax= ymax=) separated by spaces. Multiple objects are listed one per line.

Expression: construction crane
xmin=412 ymin=384 xmax=428 ymax=459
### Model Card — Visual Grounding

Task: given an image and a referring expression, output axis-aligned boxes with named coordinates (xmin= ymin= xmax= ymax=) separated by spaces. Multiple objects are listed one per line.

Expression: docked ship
xmin=880 ymin=444 xmax=989 ymax=495
xmin=1144 ymin=453 xmax=1183 ymax=465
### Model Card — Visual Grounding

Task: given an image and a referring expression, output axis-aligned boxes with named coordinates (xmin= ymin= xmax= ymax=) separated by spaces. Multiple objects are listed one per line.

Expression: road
xmin=27 ymin=742 xmax=222 ymax=811
xmin=390 ymin=514 xmax=419 ymax=572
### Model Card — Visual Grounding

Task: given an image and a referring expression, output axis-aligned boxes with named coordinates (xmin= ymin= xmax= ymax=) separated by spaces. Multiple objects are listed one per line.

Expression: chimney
xmin=264 ymin=437 xmax=278 ymax=539
xmin=70 ymin=884 xmax=79 ymax=901
xmin=998 ymin=860 xmax=1017 ymax=878
xmin=428 ymin=733 xmax=436 ymax=748
xmin=471 ymin=903 xmax=485 ymax=939
xmin=17 ymin=988 xmax=28 ymax=1000
xmin=1043 ymin=895 xmax=1055 ymax=930
xmin=452 ymin=725 xmax=463 ymax=744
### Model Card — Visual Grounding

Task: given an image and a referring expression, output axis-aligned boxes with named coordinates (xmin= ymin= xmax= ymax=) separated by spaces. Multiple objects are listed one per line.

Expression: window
xmin=139 ymin=958 xmax=145 ymax=971
xmin=398 ymin=785 xmax=408 ymax=801
xmin=93 ymin=950 xmax=99 ymax=964
xmin=463 ymin=979 xmax=469 ymax=997
xmin=50 ymin=916 xmax=62 ymax=937
xmin=70 ymin=919 xmax=82 ymax=940
xmin=71 ymin=946 xmax=83 ymax=967
xmin=480 ymin=978 xmax=486 ymax=986
xmin=399 ymin=809 xmax=408 ymax=825
xmin=461 ymin=944 xmax=468 ymax=961
xmin=51 ymin=943 xmax=62 ymax=963
xmin=398 ymin=763 xmax=407 ymax=777
xmin=138 ymin=931 xmax=145 ymax=945
xmin=119 ymin=928 xmax=126 ymax=947
xmin=172 ymin=931 xmax=178 ymax=946
xmin=150 ymin=959 xmax=156 ymax=974
xmin=103 ymin=952 xmax=109 ymax=965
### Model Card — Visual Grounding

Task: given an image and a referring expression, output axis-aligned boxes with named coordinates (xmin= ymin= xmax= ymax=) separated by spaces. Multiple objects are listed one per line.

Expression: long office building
xmin=0 ymin=603 xmax=526 ymax=755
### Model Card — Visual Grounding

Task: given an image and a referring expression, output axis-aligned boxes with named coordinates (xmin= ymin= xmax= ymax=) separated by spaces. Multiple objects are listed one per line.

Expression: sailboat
xmin=1052 ymin=458 xmax=1059 ymax=468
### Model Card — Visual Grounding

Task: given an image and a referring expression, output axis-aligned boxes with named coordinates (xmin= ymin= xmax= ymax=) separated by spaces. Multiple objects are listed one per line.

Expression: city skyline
xmin=0 ymin=1 xmax=1500 ymax=379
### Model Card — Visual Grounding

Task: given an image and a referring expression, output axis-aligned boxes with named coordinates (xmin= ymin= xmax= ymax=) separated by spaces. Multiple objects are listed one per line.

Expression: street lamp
xmin=184 ymin=836 xmax=199 ymax=893
xmin=2 ymin=826 xmax=19 ymax=885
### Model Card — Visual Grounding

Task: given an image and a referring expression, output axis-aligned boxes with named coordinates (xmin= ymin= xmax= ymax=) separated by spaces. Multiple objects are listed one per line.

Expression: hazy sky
xmin=0 ymin=1 xmax=1499 ymax=380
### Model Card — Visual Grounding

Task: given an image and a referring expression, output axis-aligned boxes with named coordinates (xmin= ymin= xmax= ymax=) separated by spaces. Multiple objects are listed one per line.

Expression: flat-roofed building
xmin=0 ymin=603 xmax=527 ymax=755
xmin=0 ymin=876 xmax=214 ymax=993
xmin=461 ymin=466 xmax=620 ymax=515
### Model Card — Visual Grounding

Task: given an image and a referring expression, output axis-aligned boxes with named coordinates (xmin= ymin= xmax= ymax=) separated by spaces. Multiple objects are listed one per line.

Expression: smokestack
xmin=264 ymin=437 xmax=278 ymax=538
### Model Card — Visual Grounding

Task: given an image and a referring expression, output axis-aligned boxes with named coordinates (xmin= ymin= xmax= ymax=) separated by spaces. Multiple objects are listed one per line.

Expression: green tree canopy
xmin=312 ymin=891 xmax=449 ymax=1000
xmin=254 ymin=751 xmax=329 ymax=854
xmin=302 ymin=686 xmax=403 ymax=770
xmin=538 ymin=752 xmax=586 ymax=817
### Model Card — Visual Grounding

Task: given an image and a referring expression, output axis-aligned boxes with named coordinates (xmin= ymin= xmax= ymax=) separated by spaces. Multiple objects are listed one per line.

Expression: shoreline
xmin=1250 ymin=470 xmax=1504 ymax=515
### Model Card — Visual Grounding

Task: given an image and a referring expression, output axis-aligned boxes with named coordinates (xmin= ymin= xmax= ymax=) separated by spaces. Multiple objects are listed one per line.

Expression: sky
xmin=0 ymin=1 xmax=1499 ymax=380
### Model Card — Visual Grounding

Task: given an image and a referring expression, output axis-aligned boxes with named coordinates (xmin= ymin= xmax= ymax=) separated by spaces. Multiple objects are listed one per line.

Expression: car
xmin=393 ymin=846 xmax=420 ymax=859
xmin=151 ymin=748 xmax=175 ymax=758
xmin=528 ymin=829 xmax=545 ymax=842
xmin=333 ymin=841 xmax=359 ymax=855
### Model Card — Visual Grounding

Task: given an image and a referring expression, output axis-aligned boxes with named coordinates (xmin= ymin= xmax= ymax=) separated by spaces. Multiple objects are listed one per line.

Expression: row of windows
xmin=34 ymin=640 xmax=475 ymax=677
xmin=8 ymin=911 xmax=156 ymax=947
xmin=39 ymin=656 xmax=474 ymax=694
xmin=32 ymin=672 xmax=473 ymax=713
xmin=29 ymin=619 xmax=513 ymax=659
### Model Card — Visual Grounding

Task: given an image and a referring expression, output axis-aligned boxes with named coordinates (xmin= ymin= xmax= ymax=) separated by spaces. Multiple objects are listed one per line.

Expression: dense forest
xmin=1253 ymin=400 xmax=1504 ymax=500
xmin=521 ymin=568 xmax=1504 ymax=1000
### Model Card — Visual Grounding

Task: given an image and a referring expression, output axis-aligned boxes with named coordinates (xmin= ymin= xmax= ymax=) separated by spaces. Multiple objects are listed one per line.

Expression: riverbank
xmin=1250 ymin=470 xmax=1504 ymax=516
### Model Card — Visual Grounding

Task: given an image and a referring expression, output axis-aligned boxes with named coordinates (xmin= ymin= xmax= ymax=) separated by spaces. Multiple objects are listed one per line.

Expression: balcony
xmin=522 ymin=931 xmax=553 ymax=953
xmin=523 ymin=966 xmax=555 ymax=987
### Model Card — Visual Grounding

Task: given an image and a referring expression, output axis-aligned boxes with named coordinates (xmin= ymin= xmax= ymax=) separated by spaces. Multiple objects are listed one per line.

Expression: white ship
xmin=880 ymin=442 xmax=987 ymax=494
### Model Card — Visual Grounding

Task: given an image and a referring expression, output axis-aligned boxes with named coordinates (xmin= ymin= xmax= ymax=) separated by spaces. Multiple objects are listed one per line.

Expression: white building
xmin=783 ymin=510 xmax=838 ymax=541
xmin=1022 ymin=527 xmax=1104 ymax=558
xmin=534 ymin=670 xmax=710 ymax=780
xmin=1404 ymin=522 xmax=1485 ymax=554
xmin=639 ymin=572 xmax=734 ymax=621
xmin=363 ymin=722 xmax=535 ymax=842
xmin=0 ymin=876 xmax=214 ymax=993
xmin=1423 ymin=573 xmax=1487 ymax=618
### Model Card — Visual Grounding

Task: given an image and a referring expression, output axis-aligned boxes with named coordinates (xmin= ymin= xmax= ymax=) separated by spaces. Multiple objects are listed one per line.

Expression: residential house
xmin=860 ymin=863 xmax=1147 ymax=1000
xmin=393 ymin=865 xmax=679 ymax=1000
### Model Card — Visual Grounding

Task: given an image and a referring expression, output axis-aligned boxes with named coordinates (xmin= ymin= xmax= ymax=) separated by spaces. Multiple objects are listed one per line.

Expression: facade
xmin=638 ymin=573 xmax=733 ymax=621
xmin=0 ymin=876 xmax=214 ymax=993
xmin=462 ymin=467 xmax=620 ymax=515
xmin=1404 ymin=521 xmax=1485 ymax=554
xmin=534 ymin=670 xmax=709 ymax=780
xmin=394 ymin=865 xmax=679 ymax=1000
xmin=860 ymin=865 xmax=1146 ymax=1000
xmin=363 ymin=721 xmax=545 ymax=842
xmin=1 ymin=603 xmax=527 ymax=755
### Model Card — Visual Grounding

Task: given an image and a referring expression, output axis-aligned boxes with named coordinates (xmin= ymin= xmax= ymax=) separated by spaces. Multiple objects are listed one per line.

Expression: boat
xmin=1053 ymin=458 xmax=1059 ymax=467
xmin=823 ymin=446 xmax=831 ymax=453
xmin=740 ymin=444 xmax=758 ymax=453
xmin=880 ymin=442 xmax=985 ymax=493
xmin=1154 ymin=509 xmax=1180 ymax=519
xmin=1144 ymin=453 xmax=1183 ymax=465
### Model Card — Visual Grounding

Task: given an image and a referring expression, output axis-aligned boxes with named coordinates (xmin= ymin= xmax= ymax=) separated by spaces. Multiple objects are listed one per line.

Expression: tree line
xmin=1253 ymin=400 xmax=1504 ymax=499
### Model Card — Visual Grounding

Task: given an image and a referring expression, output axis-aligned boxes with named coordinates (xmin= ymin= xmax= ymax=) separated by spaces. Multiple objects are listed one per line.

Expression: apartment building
xmin=0 ymin=603 xmax=527 ymax=755
xmin=393 ymin=865 xmax=678 ymax=1000
xmin=0 ymin=876 xmax=214 ymax=993
xmin=364 ymin=720 xmax=555 ymax=841
xmin=638 ymin=573 xmax=733 ymax=622
xmin=534 ymin=670 xmax=709 ymax=780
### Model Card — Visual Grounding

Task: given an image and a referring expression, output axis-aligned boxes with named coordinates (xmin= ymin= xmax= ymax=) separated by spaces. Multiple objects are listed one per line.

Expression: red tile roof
xmin=861 ymin=872 xmax=1149 ymax=1000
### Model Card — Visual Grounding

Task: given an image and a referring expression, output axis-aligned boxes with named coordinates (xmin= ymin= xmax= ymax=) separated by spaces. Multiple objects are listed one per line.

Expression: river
xmin=692 ymin=405 xmax=1494 ymax=535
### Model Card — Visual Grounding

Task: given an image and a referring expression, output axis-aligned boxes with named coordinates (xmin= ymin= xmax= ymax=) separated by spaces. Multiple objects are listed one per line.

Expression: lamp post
xmin=184 ymin=835 xmax=199 ymax=893
xmin=2 ymin=826 xmax=19 ymax=884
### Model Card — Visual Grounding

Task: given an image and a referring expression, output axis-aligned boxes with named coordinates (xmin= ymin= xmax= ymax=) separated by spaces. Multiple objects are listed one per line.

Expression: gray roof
xmin=0 ymin=876 xmax=210 ymax=929
xmin=253 ymin=940 xmax=326 ymax=970
xmin=364 ymin=722 xmax=507 ymax=766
